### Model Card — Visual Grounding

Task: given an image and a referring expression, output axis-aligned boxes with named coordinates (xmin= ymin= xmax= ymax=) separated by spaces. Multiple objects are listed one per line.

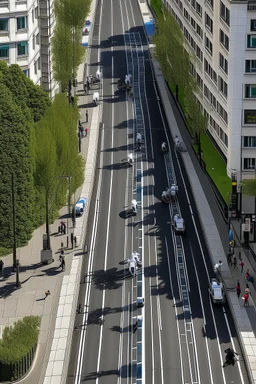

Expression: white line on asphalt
xmin=95 ymin=0 xmax=114 ymax=380
xmin=165 ymin=236 xmax=185 ymax=383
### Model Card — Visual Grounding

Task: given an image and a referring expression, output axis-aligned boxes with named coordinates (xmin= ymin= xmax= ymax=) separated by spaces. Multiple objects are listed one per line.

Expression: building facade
xmin=0 ymin=0 xmax=58 ymax=97
xmin=163 ymin=0 xmax=256 ymax=182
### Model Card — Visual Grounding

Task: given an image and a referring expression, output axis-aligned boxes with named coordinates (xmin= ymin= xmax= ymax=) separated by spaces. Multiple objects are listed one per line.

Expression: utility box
xmin=41 ymin=249 xmax=53 ymax=265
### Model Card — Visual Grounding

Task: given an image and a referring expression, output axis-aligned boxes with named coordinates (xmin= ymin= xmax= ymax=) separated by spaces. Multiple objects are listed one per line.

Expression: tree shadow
xmin=92 ymin=267 xmax=125 ymax=290
xmin=82 ymin=369 xmax=119 ymax=381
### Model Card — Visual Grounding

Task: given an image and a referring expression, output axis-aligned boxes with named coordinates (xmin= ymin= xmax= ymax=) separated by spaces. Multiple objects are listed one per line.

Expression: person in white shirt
xmin=96 ymin=69 xmax=102 ymax=80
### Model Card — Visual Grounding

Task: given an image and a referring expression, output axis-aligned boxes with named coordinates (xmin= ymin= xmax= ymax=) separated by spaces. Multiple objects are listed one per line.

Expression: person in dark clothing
xmin=223 ymin=348 xmax=238 ymax=367
xmin=236 ymin=281 xmax=241 ymax=298
xmin=233 ymin=256 xmax=237 ymax=269
xmin=86 ymin=110 xmax=89 ymax=123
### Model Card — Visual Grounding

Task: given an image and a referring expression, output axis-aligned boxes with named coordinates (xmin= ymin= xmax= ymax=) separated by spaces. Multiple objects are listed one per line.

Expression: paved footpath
xmin=0 ymin=3 xmax=99 ymax=383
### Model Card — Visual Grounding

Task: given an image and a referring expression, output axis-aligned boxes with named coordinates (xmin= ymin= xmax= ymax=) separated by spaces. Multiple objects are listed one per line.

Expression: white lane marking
xmin=74 ymin=127 xmax=104 ymax=383
xmin=95 ymin=1 xmax=115 ymax=381
xmin=149 ymin=53 xmax=229 ymax=383
xmin=189 ymin=243 xmax=214 ymax=384
xmin=165 ymin=236 xmax=185 ymax=383
xmin=222 ymin=309 xmax=245 ymax=384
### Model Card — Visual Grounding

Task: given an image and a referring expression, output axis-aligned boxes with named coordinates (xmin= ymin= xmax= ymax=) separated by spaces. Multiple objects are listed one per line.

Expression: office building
xmin=163 ymin=0 xmax=256 ymax=181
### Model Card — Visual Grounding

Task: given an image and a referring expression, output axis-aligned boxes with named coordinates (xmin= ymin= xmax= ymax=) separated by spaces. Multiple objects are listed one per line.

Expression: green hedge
xmin=0 ymin=316 xmax=40 ymax=365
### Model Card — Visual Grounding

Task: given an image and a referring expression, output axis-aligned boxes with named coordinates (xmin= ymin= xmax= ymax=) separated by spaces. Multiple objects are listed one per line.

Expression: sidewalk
xmin=0 ymin=48 xmax=95 ymax=384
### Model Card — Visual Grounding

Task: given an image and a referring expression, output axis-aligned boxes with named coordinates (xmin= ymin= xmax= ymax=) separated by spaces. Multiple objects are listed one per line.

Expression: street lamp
xmin=10 ymin=173 xmax=20 ymax=288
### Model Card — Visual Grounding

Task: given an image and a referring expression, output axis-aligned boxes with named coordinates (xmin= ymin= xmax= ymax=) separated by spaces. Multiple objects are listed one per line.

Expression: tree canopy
xmin=0 ymin=64 xmax=84 ymax=252
xmin=52 ymin=0 xmax=91 ymax=90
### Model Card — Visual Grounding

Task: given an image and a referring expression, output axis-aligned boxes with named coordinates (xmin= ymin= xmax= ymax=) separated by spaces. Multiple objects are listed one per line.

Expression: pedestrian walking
xmin=236 ymin=281 xmax=241 ymax=299
xmin=86 ymin=79 xmax=90 ymax=90
xmin=238 ymin=251 xmax=242 ymax=262
xmin=83 ymin=83 xmax=87 ymax=95
xmin=227 ymin=252 xmax=232 ymax=265
xmin=233 ymin=256 xmax=238 ymax=269
xmin=239 ymin=259 xmax=244 ymax=273
xmin=245 ymin=284 xmax=250 ymax=295
xmin=71 ymin=232 xmax=74 ymax=249
xmin=44 ymin=290 xmax=51 ymax=299
xmin=243 ymin=292 xmax=249 ymax=306
xmin=86 ymin=110 xmax=89 ymax=123
xmin=74 ymin=236 xmax=77 ymax=247
xmin=61 ymin=258 xmax=65 ymax=272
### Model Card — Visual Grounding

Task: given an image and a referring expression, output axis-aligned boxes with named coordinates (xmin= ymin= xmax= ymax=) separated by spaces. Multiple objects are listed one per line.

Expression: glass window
xmin=251 ymin=20 xmax=256 ymax=31
xmin=17 ymin=41 xmax=28 ymax=56
xmin=219 ymin=53 xmax=228 ymax=74
xmin=17 ymin=16 xmax=27 ymax=30
xmin=220 ymin=29 xmax=229 ymax=51
xmin=23 ymin=69 xmax=29 ymax=77
xmin=220 ymin=1 xmax=230 ymax=26
xmin=205 ymin=13 xmax=213 ymax=33
xmin=244 ymin=110 xmax=256 ymax=124
xmin=244 ymin=137 xmax=256 ymax=147
xmin=0 ymin=45 xmax=9 ymax=58
xmin=244 ymin=158 xmax=256 ymax=170
xmin=0 ymin=19 xmax=8 ymax=32
xmin=247 ymin=35 xmax=256 ymax=48
xmin=246 ymin=60 xmax=256 ymax=72
xmin=245 ymin=85 xmax=256 ymax=98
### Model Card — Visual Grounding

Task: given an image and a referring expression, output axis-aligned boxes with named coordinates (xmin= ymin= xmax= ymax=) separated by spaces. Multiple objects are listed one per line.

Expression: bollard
xmin=66 ymin=236 xmax=69 ymax=249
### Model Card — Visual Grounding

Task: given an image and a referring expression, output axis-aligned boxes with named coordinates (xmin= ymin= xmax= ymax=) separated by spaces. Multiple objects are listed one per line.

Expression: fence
xmin=0 ymin=343 xmax=37 ymax=382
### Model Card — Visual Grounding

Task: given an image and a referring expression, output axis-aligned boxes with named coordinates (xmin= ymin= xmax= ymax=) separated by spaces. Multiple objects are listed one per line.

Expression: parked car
xmin=75 ymin=197 xmax=87 ymax=216
xmin=82 ymin=20 xmax=91 ymax=35
xmin=208 ymin=278 xmax=225 ymax=304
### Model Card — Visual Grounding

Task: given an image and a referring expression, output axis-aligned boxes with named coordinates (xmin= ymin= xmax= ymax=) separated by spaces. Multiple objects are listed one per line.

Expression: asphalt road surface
xmin=67 ymin=0 xmax=250 ymax=383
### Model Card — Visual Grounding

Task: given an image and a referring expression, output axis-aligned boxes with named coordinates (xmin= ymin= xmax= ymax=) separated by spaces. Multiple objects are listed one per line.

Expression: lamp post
xmin=10 ymin=173 xmax=20 ymax=288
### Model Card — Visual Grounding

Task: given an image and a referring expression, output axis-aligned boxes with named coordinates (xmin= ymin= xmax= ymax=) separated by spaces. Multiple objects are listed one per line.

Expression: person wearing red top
xmin=243 ymin=292 xmax=249 ymax=306
xmin=236 ymin=282 xmax=241 ymax=299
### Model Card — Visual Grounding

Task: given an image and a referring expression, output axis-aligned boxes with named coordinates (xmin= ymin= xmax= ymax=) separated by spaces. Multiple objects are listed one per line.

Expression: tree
xmin=52 ymin=0 xmax=90 ymax=94
xmin=153 ymin=9 xmax=195 ymax=100
xmin=54 ymin=0 xmax=91 ymax=29
xmin=240 ymin=179 xmax=256 ymax=196
xmin=0 ymin=83 xmax=35 ymax=248
xmin=184 ymin=93 xmax=208 ymax=164
xmin=0 ymin=62 xmax=51 ymax=122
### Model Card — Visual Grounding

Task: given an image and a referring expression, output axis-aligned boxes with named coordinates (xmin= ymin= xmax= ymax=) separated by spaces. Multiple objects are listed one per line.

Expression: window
xmin=196 ymin=2 xmax=202 ymax=16
xmin=205 ymin=35 xmax=212 ymax=54
xmin=196 ymin=24 xmax=202 ymax=38
xmin=184 ymin=8 xmax=190 ymax=21
xmin=33 ymin=35 xmax=35 ymax=50
xmin=36 ymin=33 xmax=39 ymax=44
xmin=17 ymin=16 xmax=27 ymax=30
xmin=244 ymin=137 xmax=256 ymax=147
xmin=0 ymin=19 xmax=8 ymax=32
xmin=205 ymin=13 xmax=213 ymax=33
xmin=217 ymin=102 xmax=228 ymax=123
xmin=0 ymin=45 xmax=9 ymax=58
xmin=191 ymin=17 xmax=196 ymax=29
xmin=23 ymin=69 xmax=29 ymax=77
xmin=32 ymin=9 xmax=35 ymax=23
xmin=251 ymin=20 xmax=256 ymax=32
xmin=220 ymin=1 xmax=230 ymax=26
xmin=220 ymin=29 xmax=229 ymax=50
xmin=206 ymin=0 xmax=213 ymax=9
xmin=245 ymin=85 xmax=256 ymax=98
xmin=244 ymin=158 xmax=256 ymax=170
xmin=247 ymin=35 xmax=256 ymax=48
xmin=37 ymin=57 xmax=40 ymax=70
xmin=218 ymin=76 xmax=228 ymax=97
xmin=244 ymin=110 xmax=256 ymax=124
xmin=17 ymin=41 xmax=28 ymax=56
xmin=219 ymin=53 xmax=228 ymax=74
xmin=246 ymin=60 xmax=256 ymax=72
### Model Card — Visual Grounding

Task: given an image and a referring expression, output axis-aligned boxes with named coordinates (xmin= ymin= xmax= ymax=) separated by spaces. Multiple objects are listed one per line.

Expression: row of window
xmin=244 ymin=158 xmax=256 ymax=170
xmin=0 ymin=8 xmax=38 ymax=33
xmin=0 ymin=16 xmax=28 ymax=32
xmin=220 ymin=0 xmax=230 ymax=27
xmin=203 ymin=82 xmax=228 ymax=123
xmin=184 ymin=27 xmax=203 ymax=62
xmin=191 ymin=0 xmax=202 ymax=17
xmin=0 ymin=42 xmax=28 ymax=58
xmin=184 ymin=8 xmax=203 ymax=39
xmin=209 ymin=115 xmax=228 ymax=146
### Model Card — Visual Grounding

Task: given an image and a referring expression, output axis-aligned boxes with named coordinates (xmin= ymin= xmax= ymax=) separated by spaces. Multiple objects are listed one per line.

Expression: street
xmin=67 ymin=0 xmax=250 ymax=383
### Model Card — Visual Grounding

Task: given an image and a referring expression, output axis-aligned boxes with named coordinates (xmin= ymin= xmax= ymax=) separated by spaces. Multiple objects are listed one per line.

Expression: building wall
xmin=0 ymin=0 xmax=58 ymax=97
xmin=163 ymin=0 xmax=256 ymax=182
